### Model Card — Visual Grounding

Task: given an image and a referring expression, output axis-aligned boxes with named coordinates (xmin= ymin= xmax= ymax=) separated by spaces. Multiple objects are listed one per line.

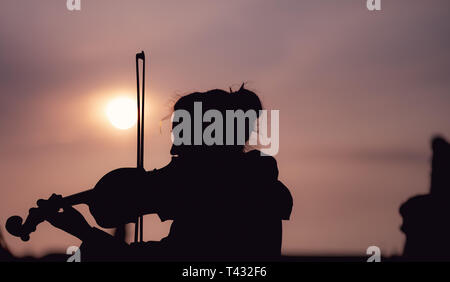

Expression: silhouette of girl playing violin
xmin=40 ymin=86 xmax=293 ymax=261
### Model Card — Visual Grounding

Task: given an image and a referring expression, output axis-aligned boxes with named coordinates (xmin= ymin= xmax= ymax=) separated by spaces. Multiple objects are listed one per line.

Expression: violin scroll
xmin=6 ymin=215 xmax=29 ymax=241
xmin=5 ymin=195 xmax=65 ymax=241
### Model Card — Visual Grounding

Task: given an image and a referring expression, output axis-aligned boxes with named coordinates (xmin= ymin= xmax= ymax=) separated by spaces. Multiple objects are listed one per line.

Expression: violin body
xmin=87 ymin=167 xmax=148 ymax=228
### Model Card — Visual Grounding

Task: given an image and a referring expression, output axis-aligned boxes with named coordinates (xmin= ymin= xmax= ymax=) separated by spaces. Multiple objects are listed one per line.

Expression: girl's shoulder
xmin=245 ymin=150 xmax=279 ymax=180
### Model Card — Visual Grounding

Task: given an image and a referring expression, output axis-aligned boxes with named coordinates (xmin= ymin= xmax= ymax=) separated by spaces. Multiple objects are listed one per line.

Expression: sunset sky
xmin=1 ymin=0 xmax=449 ymax=257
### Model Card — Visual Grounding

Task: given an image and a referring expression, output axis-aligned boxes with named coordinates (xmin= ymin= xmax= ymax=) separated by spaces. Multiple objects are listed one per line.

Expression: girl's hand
xmin=37 ymin=194 xmax=92 ymax=240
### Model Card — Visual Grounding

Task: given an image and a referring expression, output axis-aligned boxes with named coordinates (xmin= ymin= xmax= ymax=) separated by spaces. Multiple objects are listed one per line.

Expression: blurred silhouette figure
xmin=400 ymin=136 xmax=450 ymax=261
xmin=0 ymin=227 xmax=13 ymax=261
xmin=37 ymin=86 xmax=293 ymax=261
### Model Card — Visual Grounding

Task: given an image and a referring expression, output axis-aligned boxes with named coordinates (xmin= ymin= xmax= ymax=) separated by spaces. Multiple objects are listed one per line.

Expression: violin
xmin=6 ymin=167 xmax=147 ymax=242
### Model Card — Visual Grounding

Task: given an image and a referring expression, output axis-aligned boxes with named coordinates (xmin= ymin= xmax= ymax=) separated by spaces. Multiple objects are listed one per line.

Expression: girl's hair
xmin=170 ymin=84 xmax=262 ymax=155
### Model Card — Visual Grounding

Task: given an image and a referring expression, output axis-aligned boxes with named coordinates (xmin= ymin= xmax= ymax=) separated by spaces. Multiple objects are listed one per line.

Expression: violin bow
xmin=136 ymin=51 xmax=146 ymax=243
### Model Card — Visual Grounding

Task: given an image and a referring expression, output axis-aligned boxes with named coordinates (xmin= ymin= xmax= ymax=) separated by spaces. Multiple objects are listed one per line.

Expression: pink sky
xmin=0 ymin=0 xmax=449 ymax=257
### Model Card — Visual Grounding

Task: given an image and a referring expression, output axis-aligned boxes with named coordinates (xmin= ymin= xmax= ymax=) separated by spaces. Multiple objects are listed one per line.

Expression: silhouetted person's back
xmin=400 ymin=136 xmax=450 ymax=261
xmin=132 ymin=150 xmax=291 ymax=260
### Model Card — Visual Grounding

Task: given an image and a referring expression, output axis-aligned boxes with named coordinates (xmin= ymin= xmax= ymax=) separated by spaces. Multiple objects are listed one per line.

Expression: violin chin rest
xmin=5 ymin=215 xmax=23 ymax=238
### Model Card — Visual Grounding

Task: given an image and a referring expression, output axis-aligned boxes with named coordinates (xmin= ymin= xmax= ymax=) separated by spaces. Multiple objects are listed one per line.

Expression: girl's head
xmin=170 ymin=85 xmax=262 ymax=156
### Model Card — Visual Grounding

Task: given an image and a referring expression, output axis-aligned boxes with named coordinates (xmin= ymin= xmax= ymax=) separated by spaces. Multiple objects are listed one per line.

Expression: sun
xmin=106 ymin=97 xmax=137 ymax=130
